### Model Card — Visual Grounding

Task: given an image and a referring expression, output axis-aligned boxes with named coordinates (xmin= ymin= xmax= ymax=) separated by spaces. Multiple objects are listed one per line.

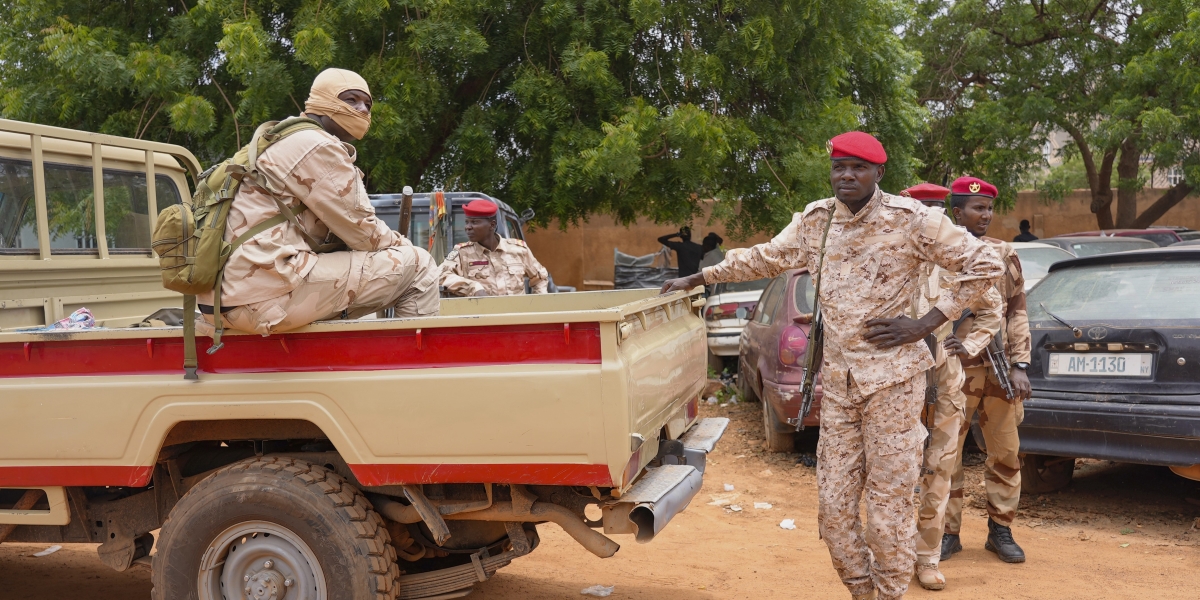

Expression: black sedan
xmin=1019 ymin=247 xmax=1200 ymax=491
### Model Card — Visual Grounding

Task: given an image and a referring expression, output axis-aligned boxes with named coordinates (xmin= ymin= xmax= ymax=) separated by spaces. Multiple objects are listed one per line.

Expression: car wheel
xmin=738 ymin=367 xmax=758 ymax=402
xmin=762 ymin=400 xmax=795 ymax=453
xmin=153 ymin=456 xmax=400 ymax=600
xmin=1020 ymin=453 xmax=1075 ymax=494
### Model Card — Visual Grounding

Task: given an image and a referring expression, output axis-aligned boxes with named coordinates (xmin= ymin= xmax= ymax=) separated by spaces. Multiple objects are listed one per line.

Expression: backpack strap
xmin=183 ymin=294 xmax=198 ymax=380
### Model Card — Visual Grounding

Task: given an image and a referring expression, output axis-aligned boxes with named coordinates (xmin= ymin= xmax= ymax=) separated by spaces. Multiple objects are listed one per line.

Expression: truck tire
xmin=1020 ymin=454 xmax=1075 ymax=494
xmin=762 ymin=400 xmax=795 ymax=453
xmin=152 ymin=456 xmax=400 ymax=600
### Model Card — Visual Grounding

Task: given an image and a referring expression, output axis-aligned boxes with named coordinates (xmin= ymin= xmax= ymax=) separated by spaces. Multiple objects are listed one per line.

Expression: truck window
xmin=409 ymin=209 xmax=430 ymax=248
xmin=504 ymin=215 xmax=524 ymax=240
xmin=0 ymin=157 xmax=182 ymax=254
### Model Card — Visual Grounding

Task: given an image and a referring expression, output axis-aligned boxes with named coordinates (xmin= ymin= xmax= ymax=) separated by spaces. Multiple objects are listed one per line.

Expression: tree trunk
xmin=1115 ymin=138 xmax=1141 ymax=228
xmin=1090 ymin=149 xmax=1118 ymax=230
xmin=1131 ymin=181 xmax=1197 ymax=229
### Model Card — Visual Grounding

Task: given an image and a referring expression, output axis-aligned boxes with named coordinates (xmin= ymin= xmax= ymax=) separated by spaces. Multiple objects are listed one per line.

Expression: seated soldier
xmin=439 ymin=200 xmax=549 ymax=297
xmin=199 ymin=68 xmax=439 ymax=335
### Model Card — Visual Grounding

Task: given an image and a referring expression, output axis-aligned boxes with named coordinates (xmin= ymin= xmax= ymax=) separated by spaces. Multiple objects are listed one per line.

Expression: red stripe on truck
xmin=349 ymin=463 xmax=614 ymax=486
xmin=0 ymin=323 xmax=602 ymax=378
xmin=0 ymin=465 xmax=153 ymax=487
xmin=0 ymin=463 xmax=611 ymax=488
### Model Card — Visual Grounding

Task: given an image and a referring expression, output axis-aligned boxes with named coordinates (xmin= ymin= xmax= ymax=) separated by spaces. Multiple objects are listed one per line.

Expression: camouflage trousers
xmin=203 ymin=246 xmax=440 ymax=336
xmin=945 ymin=364 xmax=1025 ymax=533
xmin=817 ymin=374 xmax=925 ymax=600
xmin=914 ymin=355 xmax=967 ymax=566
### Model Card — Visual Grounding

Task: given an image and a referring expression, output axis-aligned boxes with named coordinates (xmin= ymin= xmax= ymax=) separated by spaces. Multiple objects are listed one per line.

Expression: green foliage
xmin=0 ymin=0 xmax=923 ymax=237
xmin=909 ymin=0 xmax=1200 ymax=225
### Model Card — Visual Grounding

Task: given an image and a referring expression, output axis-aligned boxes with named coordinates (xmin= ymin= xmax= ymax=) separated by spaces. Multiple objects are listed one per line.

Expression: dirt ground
xmin=3 ymin=400 xmax=1199 ymax=599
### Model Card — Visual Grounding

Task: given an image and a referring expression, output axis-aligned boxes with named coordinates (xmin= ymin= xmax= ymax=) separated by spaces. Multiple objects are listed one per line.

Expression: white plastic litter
xmin=754 ymin=502 xmax=773 ymax=510
xmin=728 ymin=504 xmax=743 ymax=512
xmin=707 ymin=493 xmax=739 ymax=506
xmin=581 ymin=584 xmax=614 ymax=597
xmin=32 ymin=545 xmax=62 ymax=557
xmin=723 ymin=483 xmax=735 ymax=492
xmin=706 ymin=395 xmax=719 ymax=404
xmin=780 ymin=519 xmax=797 ymax=530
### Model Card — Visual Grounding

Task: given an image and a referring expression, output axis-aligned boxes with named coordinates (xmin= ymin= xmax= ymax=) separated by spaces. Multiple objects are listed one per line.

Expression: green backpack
xmin=152 ymin=117 xmax=332 ymax=379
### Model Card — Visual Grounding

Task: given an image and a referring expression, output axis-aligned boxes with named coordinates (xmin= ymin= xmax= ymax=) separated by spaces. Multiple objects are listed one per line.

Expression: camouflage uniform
xmin=945 ymin=238 xmax=1031 ymax=533
xmin=439 ymin=237 xmax=549 ymax=296
xmin=199 ymin=123 xmax=439 ymax=335
xmin=703 ymin=189 xmax=1003 ymax=600
xmin=911 ymin=260 xmax=1003 ymax=568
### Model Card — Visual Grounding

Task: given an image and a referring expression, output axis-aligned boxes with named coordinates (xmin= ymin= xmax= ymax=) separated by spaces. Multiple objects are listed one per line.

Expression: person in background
xmin=699 ymin=232 xmax=725 ymax=270
xmin=658 ymin=226 xmax=704 ymax=277
xmin=440 ymin=200 xmax=549 ymax=297
xmin=1013 ymin=219 xmax=1038 ymax=242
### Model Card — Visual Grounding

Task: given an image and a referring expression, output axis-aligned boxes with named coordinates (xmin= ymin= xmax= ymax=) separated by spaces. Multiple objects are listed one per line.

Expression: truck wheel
xmin=1020 ymin=454 xmax=1075 ymax=494
xmin=152 ymin=457 xmax=400 ymax=600
xmin=762 ymin=400 xmax=795 ymax=453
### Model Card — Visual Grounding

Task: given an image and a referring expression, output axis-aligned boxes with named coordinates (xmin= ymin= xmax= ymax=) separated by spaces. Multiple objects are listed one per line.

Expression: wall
xmin=990 ymin=189 xmax=1200 ymax=242
xmin=524 ymin=204 xmax=774 ymax=290
xmin=525 ymin=189 xmax=1200 ymax=290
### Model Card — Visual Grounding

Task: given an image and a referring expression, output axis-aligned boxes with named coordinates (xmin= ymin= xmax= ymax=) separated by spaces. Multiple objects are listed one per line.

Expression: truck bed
xmin=0 ymin=289 xmax=707 ymax=492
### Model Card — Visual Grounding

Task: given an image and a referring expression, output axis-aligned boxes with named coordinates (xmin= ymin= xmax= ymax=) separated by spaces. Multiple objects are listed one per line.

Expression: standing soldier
xmin=662 ymin=133 xmax=1003 ymax=600
xmin=440 ymin=200 xmax=549 ymax=297
xmin=940 ymin=177 xmax=1033 ymax=565
xmin=902 ymin=183 xmax=1004 ymax=591
xmin=200 ymin=68 xmax=440 ymax=336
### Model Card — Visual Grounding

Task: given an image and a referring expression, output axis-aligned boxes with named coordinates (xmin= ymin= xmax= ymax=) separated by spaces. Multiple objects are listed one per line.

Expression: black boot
xmin=985 ymin=518 xmax=1026 ymax=563
xmin=940 ymin=533 xmax=962 ymax=561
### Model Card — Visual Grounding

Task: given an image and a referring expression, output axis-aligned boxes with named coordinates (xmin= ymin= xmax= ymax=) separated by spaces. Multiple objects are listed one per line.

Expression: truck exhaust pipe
xmin=602 ymin=464 xmax=703 ymax=543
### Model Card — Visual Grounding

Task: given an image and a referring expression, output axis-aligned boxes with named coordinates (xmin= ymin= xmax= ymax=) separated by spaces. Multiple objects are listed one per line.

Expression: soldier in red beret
xmin=901 ymin=182 xmax=951 ymax=208
xmin=439 ymin=199 xmax=549 ymax=297
xmin=663 ymin=133 xmax=1004 ymax=600
xmin=932 ymin=176 xmax=1032 ymax=568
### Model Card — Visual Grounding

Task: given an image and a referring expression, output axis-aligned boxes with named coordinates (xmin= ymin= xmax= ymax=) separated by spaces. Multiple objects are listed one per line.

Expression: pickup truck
xmin=0 ymin=120 xmax=727 ymax=599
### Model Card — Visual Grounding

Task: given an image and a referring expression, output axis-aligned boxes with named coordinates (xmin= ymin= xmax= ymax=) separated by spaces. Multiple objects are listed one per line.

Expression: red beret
xmin=463 ymin=199 xmax=498 ymax=218
xmin=828 ymin=131 xmax=887 ymax=164
xmin=950 ymin=176 xmax=997 ymax=198
xmin=900 ymin=183 xmax=950 ymax=201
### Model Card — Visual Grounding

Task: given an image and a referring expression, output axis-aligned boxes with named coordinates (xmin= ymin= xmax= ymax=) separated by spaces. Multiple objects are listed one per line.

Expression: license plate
xmin=1047 ymin=353 xmax=1153 ymax=377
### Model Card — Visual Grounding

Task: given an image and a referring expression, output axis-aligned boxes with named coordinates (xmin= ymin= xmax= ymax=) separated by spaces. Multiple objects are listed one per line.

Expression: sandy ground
xmin=3 ymin=400 xmax=1199 ymax=599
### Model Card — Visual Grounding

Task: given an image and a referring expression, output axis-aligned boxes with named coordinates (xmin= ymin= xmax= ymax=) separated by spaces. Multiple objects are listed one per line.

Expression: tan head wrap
xmin=304 ymin=68 xmax=373 ymax=140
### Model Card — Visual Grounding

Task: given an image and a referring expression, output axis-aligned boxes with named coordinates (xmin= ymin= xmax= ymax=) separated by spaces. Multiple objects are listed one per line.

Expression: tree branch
xmin=213 ymin=79 xmax=241 ymax=148
xmin=1132 ymin=181 xmax=1196 ymax=229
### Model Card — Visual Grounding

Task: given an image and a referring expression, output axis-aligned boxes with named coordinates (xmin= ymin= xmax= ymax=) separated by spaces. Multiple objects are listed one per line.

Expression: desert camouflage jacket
xmin=954 ymin=238 xmax=1032 ymax=365
xmin=440 ymin=237 xmax=549 ymax=296
xmin=702 ymin=188 xmax=1004 ymax=396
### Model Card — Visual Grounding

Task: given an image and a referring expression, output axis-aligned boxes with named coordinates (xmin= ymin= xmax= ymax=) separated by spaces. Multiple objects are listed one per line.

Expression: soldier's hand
xmin=473 ymin=289 xmax=491 ymax=297
xmin=863 ymin=316 xmax=932 ymax=349
xmin=1009 ymin=367 xmax=1032 ymax=400
xmin=661 ymin=273 xmax=706 ymax=294
xmin=942 ymin=335 xmax=968 ymax=358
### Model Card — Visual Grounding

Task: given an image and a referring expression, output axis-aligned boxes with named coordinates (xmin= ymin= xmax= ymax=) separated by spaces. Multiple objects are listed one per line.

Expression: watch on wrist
xmin=1012 ymin=362 xmax=1029 ymax=371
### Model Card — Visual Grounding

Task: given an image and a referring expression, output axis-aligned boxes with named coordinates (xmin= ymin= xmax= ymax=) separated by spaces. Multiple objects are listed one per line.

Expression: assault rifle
xmin=951 ymin=309 xmax=1016 ymax=400
xmin=789 ymin=304 xmax=823 ymax=432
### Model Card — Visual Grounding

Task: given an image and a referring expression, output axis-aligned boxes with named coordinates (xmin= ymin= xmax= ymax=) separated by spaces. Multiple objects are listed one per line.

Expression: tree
xmin=909 ymin=0 xmax=1199 ymax=228
xmin=0 ymin=0 xmax=923 ymax=237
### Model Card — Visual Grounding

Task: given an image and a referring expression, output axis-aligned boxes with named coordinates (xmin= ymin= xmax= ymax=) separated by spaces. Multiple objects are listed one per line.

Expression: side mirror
xmin=520 ymin=208 xmax=535 ymax=222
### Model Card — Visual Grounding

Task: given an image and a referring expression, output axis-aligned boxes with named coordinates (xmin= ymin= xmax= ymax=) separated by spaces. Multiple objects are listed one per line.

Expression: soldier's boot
xmin=985 ymin=518 xmax=1026 ymax=563
xmin=940 ymin=533 xmax=962 ymax=561
xmin=915 ymin=559 xmax=947 ymax=591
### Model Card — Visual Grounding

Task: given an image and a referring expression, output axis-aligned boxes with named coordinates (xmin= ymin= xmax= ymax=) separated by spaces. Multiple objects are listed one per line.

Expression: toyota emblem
xmin=1087 ymin=326 xmax=1107 ymax=340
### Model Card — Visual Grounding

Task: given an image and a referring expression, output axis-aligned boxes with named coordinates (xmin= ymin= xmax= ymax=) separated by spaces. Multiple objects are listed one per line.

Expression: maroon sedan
xmin=738 ymin=269 xmax=821 ymax=452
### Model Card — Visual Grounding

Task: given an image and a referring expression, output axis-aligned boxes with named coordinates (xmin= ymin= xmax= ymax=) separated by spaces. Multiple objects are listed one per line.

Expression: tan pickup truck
xmin=0 ymin=120 xmax=728 ymax=599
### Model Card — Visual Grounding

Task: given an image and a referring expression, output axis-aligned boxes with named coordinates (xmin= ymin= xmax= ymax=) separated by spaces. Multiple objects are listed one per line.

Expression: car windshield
xmin=1015 ymin=247 xmax=1073 ymax=281
xmin=1127 ymin=232 xmax=1178 ymax=247
xmin=714 ymin=279 xmax=769 ymax=295
xmin=1029 ymin=259 xmax=1200 ymax=324
xmin=794 ymin=274 xmax=816 ymax=313
xmin=1067 ymin=240 xmax=1155 ymax=257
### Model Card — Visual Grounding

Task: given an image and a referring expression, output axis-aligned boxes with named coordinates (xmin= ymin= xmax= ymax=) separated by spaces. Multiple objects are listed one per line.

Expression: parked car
xmin=1172 ymin=239 xmax=1200 ymax=247
xmin=1178 ymin=231 xmax=1200 ymax=242
xmin=739 ymin=270 xmax=820 ymax=452
xmin=1019 ymin=246 xmax=1200 ymax=492
xmin=369 ymin=191 xmax=573 ymax=292
xmin=1038 ymin=236 xmax=1157 ymax=257
xmin=703 ymin=279 xmax=770 ymax=368
xmin=1010 ymin=242 xmax=1074 ymax=290
xmin=1055 ymin=228 xmax=1182 ymax=246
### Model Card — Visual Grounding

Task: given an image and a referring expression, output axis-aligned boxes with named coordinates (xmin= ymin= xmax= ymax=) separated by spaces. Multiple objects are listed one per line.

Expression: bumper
xmin=604 ymin=417 xmax=729 ymax=543
xmin=706 ymin=333 xmax=741 ymax=356
xmin=1020 ymin=396 xmax=1200 ymax=466
xmin=762 ymin=379 xmax=822 ymax=429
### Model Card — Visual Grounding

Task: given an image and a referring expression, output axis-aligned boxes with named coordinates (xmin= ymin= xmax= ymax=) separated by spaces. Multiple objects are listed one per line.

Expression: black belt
xmin=198 ymin=304 xmax=238 ymax=315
